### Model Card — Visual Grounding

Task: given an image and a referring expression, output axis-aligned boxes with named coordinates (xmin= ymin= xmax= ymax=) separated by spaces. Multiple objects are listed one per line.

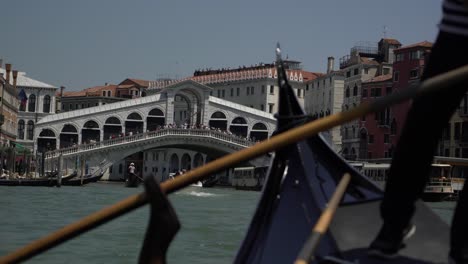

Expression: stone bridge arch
xmin=51 ymin=130 xmax=270 ymax=179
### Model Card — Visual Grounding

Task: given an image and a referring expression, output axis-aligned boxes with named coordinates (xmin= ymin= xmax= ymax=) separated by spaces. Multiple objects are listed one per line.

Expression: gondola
xmin=0 ymin=177 xmax=57 ymax=187
xmin=125 ymin=173 xmax=141 ymax=188
xmin=62 ymin=172 xmax=104 ymax=186
xmin=0 ymin=171 xmax=78 ymax=187
xmin=233 ymin=47 xmax=450 ymax=264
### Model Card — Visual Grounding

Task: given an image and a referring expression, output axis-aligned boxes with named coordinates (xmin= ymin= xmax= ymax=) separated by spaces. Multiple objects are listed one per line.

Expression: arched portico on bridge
xmin=104 ymin=117 xmax=122 ymax=140
xmin=147 ymin=108 xmax=165 ymax=131
xmin=161 ymin=81 xmax=210 ymax=127
xmin=82 ymin=120 xmax=100 ymax=144
xmin=37 ymin=129 xmax=57 ymax=153
xmin=125 ymin=112 xmax=144 ymax=135
xmin=60 ymin=124 xmax=78 ymax=148
xmin=209 ymin=111 xmax=228 ymax=130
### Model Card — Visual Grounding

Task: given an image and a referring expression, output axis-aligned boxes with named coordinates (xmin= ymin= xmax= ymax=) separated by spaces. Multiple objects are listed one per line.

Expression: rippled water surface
xmin=0 ymin=182 xmax=456 ymax=263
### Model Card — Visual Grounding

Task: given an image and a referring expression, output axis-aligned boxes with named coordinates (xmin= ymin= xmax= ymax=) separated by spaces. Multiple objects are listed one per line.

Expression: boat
xmin=125 ymin=173 xmax=141 ymax=188
xmin=422 ymin=164 xmax=455 ymax=202
xmin=0 ymin=177 xmax=57 ymax=187
xmin=201 ymin=175 xmax=218 ymax=188
xmin=0 ymin=171 xmax=78 ymax=187
xmin=190 ymin=181 xmax=203 ymax=187
xmin=355 ymin=162 xmax=455 ymax=202
xmin=231 ymin=166 xmax=267 ymax=191
xmin=62 ymin=172 xmax=104 ymax=186
xmin=233 ymin=49 xmax=450 ymax=264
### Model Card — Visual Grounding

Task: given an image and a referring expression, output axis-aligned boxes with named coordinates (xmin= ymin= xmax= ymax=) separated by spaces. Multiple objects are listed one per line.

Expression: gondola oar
xmin=1 ymin=64 xmax=468 ymax=264
xmin=294 ymin=173 xmax=351 ymax=264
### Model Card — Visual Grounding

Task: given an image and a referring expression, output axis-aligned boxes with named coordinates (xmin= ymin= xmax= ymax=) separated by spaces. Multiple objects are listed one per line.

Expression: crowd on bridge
xmin=54 ymin=123 xmax=263 ymax=152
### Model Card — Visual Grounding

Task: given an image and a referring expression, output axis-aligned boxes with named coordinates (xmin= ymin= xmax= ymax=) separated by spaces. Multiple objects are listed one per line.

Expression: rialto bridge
xmin=36 ymin=80 xmax=275 ymax=181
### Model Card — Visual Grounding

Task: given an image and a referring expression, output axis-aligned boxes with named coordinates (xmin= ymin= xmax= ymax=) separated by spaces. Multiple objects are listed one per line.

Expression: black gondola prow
xmin=138 ymin=175 xmax=180 ymax=264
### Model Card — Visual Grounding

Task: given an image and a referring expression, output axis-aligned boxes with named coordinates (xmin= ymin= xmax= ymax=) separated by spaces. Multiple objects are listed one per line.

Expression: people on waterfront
xmin=368 ymin=0 xmax=468 ymax=262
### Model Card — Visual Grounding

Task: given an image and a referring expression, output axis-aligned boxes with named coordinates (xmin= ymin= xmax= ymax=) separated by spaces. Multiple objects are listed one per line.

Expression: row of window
xmin=212 ymin=86 xmax=265 ymax=98
xmin=211 ymin=85 xmax=304 ymax=100
xmin=17 ymin=120 xmax=34 ymax=140
xmin=20 ymin=94 xmax=51 ymax=113
xmin=308 ymin=77 xmax=334 ymax=90
xmin=64 ymin=102 xmax=100 ymax=111
xmin=395 ymin=50 xmax=423 ymax=63
xmin=361 ymin=86 xmax=392 ymax=98
xmin=393 ymin=68 xmax=419 ymax=82
xmin=442 ymin=121 xmax=468 ymax=141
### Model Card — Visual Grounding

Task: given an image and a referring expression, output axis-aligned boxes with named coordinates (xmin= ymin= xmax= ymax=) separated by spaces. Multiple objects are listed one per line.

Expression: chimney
xmin=12 ymin=70 xmax=18 ymax=88
xmin=327 ymin=57 xmax=335 ymax=74
xmin=0 ymin=59 xmax=3 ymax=68
xmin=5 ymin=63 xmax=11 ymax=84
xmin=60 ymin=86 xmax=65 ymax=97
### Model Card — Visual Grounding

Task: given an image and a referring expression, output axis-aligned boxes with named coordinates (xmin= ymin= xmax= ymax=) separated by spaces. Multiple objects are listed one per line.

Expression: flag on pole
xmin=18 ymin=89 xmax=27 ymax=107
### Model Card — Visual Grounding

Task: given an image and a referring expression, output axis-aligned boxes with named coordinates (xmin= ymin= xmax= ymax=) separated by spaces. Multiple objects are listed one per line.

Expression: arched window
xmin=105 ymin=117 xmax=121 ymax=124
xmin=17 ymin=120 xmax=25 ymax=140
xmin=211 ymin=112 xmax=226 ymax=119
xmin=43 ymin=95 xmax=51 ymax=113
xmin=28 ymin=94 xmax=36 ymax=112
xmin=252 ymin=123 xmax=267 ymax=130
xmin=127 ymin=112 xmax=142 ymax=120
xmin=62 ymin=124 xmax=78 ymax=133
xmin=345 ymin=86 xmax=350 ymax=98
xmin=149 ymin=108 xmax=164 ymax=116
xmin=39 ymin=129 xmax=55 ymax=137
xmin=27 ymin=121 xmax=34 ymax=140
xmin=83 ymin=120 xmax=99 ymax=129
xmin=353 ymin=84 xmax=358 ymax=96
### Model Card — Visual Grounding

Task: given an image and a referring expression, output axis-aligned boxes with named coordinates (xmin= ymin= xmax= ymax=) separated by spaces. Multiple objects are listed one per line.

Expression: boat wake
xmin=182 ymin=191 xmax=220 ymax=197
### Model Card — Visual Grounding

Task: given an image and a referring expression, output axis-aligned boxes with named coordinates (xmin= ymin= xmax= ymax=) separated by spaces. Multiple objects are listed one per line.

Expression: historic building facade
xmin=147 ymin=60 xmax=321 ymax=116
xmin=339 ymin=38 xmax=402 ymax=160
xmin=0 ymin=63 xmax=20 ymax=147
xmin=358 ymin=41 xmax=432 ymax=160
xmin=0 ymin=64 xmax=58 ymax=151
xmin=304 ymin=57 xmax=345 ymax=152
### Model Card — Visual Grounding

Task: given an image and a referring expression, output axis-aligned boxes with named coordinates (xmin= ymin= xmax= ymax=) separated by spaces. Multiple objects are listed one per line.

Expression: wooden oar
xmin=294 ymin=173 xmax=351 ymax=264
xmin=1 ymin=64 xmax=468 ymax=264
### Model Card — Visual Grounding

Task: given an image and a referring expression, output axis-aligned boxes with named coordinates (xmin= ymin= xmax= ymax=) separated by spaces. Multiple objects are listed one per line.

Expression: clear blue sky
xmin=1 ymin=0 xmax=441 ymax=91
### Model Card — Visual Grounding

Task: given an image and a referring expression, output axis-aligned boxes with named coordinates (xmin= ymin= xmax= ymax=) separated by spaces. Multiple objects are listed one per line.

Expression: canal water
xmin=0 ymin=182 xmax=456 ymax=263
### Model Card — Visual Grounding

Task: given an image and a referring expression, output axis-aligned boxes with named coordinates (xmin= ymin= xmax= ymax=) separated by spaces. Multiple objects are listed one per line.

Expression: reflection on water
xmin=0 ymin=183 xmax=457 ymax=263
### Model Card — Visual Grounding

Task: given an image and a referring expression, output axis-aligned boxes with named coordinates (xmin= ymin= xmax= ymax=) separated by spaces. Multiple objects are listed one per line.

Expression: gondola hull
xmin=62 ymin=173 xmax=104 ymax=186
xmin=234 ymin=50 xmax=450 ymax=264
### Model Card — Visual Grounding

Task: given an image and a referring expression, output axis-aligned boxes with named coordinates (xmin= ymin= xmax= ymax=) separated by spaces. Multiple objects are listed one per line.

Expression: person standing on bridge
xmin=368 ymin=0 xmax=468 ymax=262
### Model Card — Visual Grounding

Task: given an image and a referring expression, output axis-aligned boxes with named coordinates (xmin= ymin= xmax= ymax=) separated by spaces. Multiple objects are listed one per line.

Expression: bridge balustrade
xmin=45 ymin=128 xmax=258 ymax=159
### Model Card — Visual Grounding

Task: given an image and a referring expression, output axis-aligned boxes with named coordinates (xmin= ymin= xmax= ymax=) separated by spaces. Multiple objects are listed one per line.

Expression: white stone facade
xmin=304 ymin=71 xmax=345 ymax=152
